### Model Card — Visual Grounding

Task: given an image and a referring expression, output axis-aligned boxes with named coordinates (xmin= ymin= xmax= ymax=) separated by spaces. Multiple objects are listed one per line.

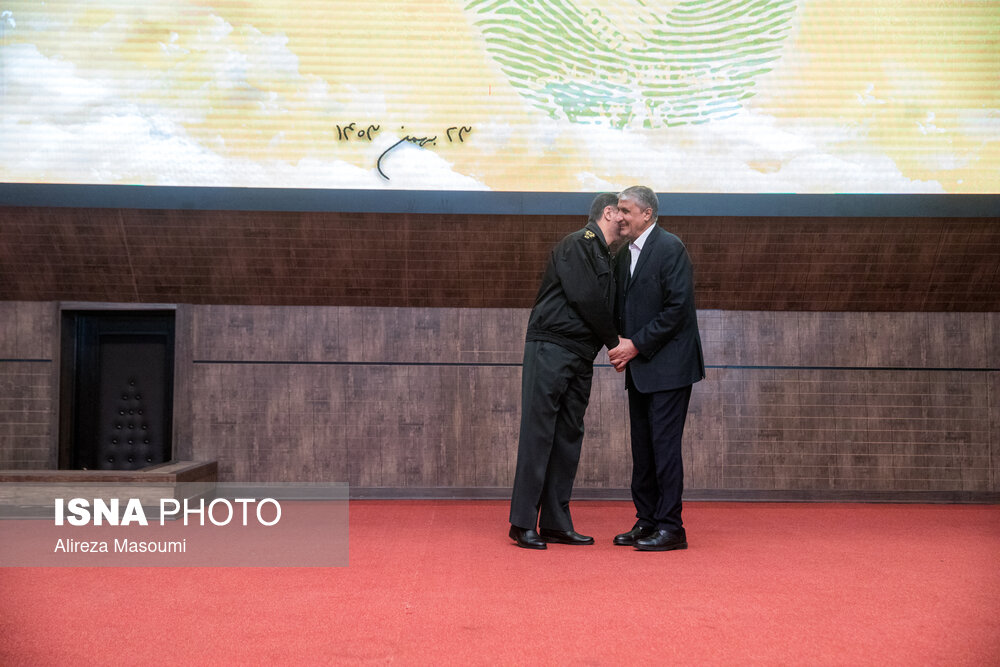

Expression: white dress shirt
xmin=629 ymin=223 xmax=656 ymax=277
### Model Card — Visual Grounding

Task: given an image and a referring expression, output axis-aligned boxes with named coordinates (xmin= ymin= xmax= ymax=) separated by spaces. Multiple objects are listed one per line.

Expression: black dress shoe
xmin=634 ymin=528 xmax=687 ymax=552
xmin=613 ymin=524 xmax=656 ymax=546
xmin=509 ymin=525 xmax=547 ymax=550
xmin=539 ymin=528 xmax=595 ymax=545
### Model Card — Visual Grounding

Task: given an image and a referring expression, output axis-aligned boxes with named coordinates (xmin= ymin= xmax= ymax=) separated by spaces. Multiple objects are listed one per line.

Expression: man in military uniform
xmin=508 ymin=193 xmax=624 ymax=549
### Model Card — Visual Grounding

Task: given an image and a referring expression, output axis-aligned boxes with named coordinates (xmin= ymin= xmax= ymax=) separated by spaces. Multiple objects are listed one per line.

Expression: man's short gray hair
xmin=619 ymin=186 xmax=658 ymax=222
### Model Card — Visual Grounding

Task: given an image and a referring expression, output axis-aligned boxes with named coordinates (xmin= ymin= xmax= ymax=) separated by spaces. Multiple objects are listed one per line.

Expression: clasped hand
xmin=608 ymin=337 xmax=638 ymax=372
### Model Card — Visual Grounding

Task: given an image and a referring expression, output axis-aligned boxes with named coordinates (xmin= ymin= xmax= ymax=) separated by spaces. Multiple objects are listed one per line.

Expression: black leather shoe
xmin=634 ymin=528 xmax=687 ymax=552
xmin=613 ymin=524 xmax=655 ymax=546
xmin=539 ymin=528 xmax=594 ymax=545
xmin=509 ymin=525 xmax=547 ymax=550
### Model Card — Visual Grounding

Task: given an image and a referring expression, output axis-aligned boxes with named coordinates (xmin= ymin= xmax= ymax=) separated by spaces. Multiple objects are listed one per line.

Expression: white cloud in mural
xmin=567 ymin=111 xmax=944 ymax=194
xmin=2 ymin=1 xmax=993 ymax=193
xmin=0 ymin=26 xmax=484 ymax=189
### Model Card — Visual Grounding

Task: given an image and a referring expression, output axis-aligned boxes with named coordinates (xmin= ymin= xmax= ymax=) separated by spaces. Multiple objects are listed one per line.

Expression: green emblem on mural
xmin=466 ymin=0 xmax=797 ymax=129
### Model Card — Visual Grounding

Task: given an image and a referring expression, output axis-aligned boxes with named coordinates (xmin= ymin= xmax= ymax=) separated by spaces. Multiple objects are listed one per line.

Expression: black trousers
xmin=509 ymin=341 xmax=593 ymax=531
xmin=627 ymin=383 xmax=693 ymax=532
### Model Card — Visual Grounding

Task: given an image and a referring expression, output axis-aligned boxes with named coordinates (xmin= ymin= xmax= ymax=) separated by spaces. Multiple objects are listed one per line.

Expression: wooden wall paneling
xmin=411 ymin=365 xmax=454 ymax=487
xmin=191 ymin=363 xmax=254 ymax=481
xmin=362 ymin=307 xmax=460 ymax=363
xmin=193 ymin=305 xmax=343 ymax=363
xmin=771 ymin=369 xmax=815 ymax=490
xmin=457 ymin=308 xmax=526 ymax=365
xmin=189 ymin=363 xmax=218 ymax=471
xmin=341 ymin=309 xmax=372 ymax=363
xmin=154 ymin=309 xmax=989 ymax=491
xmin=718 ymin=367 xmax=757 ymax=490
xmin=795 ymin=312 xmax=868 ymax=367
xmin=0 ymin=302 xmax=56 ymax=469
xmin=752 ymin=310 xmax=802 ymax=367
xmin=379 ymin=366 xmax=422 ymax=487
xmin=431 ymin=365 xmax=464 ymax=488
xmin=448 ymin=366 xmax=481 ymax=488
xmin=306 ymin=307 xmax=343 ymax=362
xmin=926 ymin=312 xmax=989 ymax=369
xmin=344 ymin=365 xmax=385 ymax=488
xmin=6 ymin=207 xmax=1000 ymax=311
xmin=0 ymin=301 xmax=55 ymax=359
xmin=989 ymin=373 xmax=999 ymax=493
xmin=720 ymin=367 xmax=909 ymax=493
xmin=575 ymin=365 xmax=630 ymax=489
xmin=0 ymin=303 xmax=16 ymax=359
xmin=306 ymin=364 xmax=349 ymax=483
xmin=675 ymin=218 xmax=745 ymax=310
xmin=465 ymin=365 xmax=520 ymax=488
xmin=371 ymin=364 xmax=403 ymax=487
xmin=681 ymin=367 xmax=726 ymax=491
xmin=171 ymin=304 xmax=194 ymax=461
xmin=695 ymin=310 xmax=722 ymax=366
xmin=780 ymin=368 xmax=831 ymax=490
xmin=225 ymin=363 xmax=266 ymax=482
xmin=4 ymin=302 xmax=998 ymax=498
xmin=985 ymin=313 xmax=1000 ymax=371
xmin=844 ymin=367 xmax=891 ymax=491
xmin=929 ymin=220 xmax=998 ymax=310
xmin=869 ymin=221 xmax=938 ymax=308
xmin=264 ymin=363 xmax=320 ymax=483
xmin=989 ymin=315 xmax=1000 ymax=495
xmin=715 ymin=310 xmax=749 ymax=366
xmin=0 ymin=361 xmax=53 ymax=469
xmin=191 ymin=306 xmax=228 ymax=360
xmin=866 ymin=370 xmax=988 ymax=492
xmin=315 ymin=308 xmax=348 ymax=361
xmin=854 ymin=369 xmax=914 ymax=491
xmin=861 ymin=313 xmax=930 ymax=368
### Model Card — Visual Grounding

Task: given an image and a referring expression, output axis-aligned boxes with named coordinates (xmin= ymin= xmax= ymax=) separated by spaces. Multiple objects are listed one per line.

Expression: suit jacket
xmin=616 ymin=224 xmax=705 ymax=393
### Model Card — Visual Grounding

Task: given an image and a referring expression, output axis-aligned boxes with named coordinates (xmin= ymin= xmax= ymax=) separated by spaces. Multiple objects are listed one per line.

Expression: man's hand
xmin=608 ymin=338 xmax=638 ymax=372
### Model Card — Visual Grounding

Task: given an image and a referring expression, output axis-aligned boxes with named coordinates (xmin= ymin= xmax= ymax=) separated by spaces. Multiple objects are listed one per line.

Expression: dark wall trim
xmin=59 ymin=302 xmax=178 ymax=312
xmin=2 ymin=184 xmax=998 ymax=217
xmin=706 ymin=364 xmax=1000 ymax=373
xmin=192 ymin=359 xmax=524 ymax=367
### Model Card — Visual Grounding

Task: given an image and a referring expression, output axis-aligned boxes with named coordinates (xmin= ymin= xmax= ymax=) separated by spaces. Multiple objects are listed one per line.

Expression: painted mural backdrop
xmin=0 ymin=0 xmax=997 ymax=193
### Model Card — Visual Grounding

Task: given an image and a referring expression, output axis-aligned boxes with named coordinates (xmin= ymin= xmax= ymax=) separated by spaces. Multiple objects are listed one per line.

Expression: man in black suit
xmin=508 ymin=193 xmax=624 ymax=549
xmin=608 ymin=186 xmax=705 ymax=551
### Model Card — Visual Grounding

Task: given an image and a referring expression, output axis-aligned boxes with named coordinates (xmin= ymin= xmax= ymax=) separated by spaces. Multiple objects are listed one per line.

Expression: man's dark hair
xmin=588 ymin=192 xmax=619 ymax=224
xmin=619 ymin=185 xmax=659 ymax=223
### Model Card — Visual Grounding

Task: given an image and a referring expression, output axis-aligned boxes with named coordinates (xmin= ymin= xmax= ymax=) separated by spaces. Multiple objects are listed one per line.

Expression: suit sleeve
xmin=556 ymin=238 xmax=619 ymax=350
xmin=631 ymin=243 xmax=695 ymax=359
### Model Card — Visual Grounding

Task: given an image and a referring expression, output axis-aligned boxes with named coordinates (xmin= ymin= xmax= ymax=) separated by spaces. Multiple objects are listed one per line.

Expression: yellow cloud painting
xmin=1 ymin=0 xmax=997 ymax=193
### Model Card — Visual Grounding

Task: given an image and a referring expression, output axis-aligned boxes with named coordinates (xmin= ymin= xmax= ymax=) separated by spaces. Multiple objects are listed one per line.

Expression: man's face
xmin=603 ymin=205 xmax=624 ymax=245
xmin=617 ymin=197 xmax=652 ymax=240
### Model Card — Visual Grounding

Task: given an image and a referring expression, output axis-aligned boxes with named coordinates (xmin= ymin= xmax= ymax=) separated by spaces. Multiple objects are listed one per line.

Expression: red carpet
xmin=2 ymin=501 xmax=998 ymax=665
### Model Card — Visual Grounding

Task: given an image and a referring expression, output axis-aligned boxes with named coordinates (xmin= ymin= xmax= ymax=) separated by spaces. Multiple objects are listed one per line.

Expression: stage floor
xmin=2 ymin=500 xmax=998 ymax=665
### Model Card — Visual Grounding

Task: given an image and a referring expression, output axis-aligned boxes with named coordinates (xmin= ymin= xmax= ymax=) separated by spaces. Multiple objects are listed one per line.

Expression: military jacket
xmin=525 ymin=220 xmax=618 ymax=360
